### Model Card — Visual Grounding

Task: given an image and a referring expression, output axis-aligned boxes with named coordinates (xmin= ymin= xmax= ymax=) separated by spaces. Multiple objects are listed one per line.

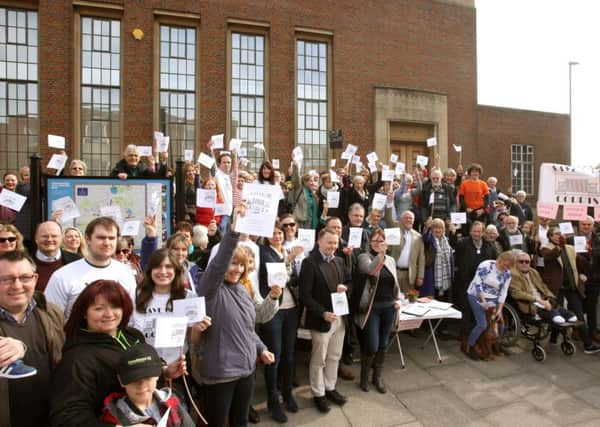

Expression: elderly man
xmin=419 ymin=168 xmax=456 ymax=222
xmin=509 ymin=190 xmax=533 ymax=225
xmin=33 ymin=221 xmax=81 ymax=292
xmin=384 ymin=202 xmax=425 ymax=293
xmin=45 ymin=217 xmax=136 ymax=320
xmin=110 ymin=144 xmax=168 ymax=179
xmin=498 ymin=215 xmax=533 ymax=254
xmin=0 ymin=251 xmax=65 ymax=426
xmin=300 ymin=228 xmax=351 ymax=413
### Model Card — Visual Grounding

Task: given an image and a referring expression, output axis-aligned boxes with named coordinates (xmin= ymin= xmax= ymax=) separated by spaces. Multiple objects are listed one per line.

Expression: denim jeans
xmin=361 ymin=304 xmax=396 ymax=355
xmin=259 ymin=307 xmax=299 ymax=400
xmin=219 ymin=214 xmax=231 ymax=234
xmin=467 ymin=294 xmax=498 ymax=346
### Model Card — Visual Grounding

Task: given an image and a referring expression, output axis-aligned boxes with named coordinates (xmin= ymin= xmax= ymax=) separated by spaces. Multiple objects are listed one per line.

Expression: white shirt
xmin=397 ymin=229 xmax=413 ymax=269
xmin=215 ymin=168 xmax=233 ymax=215
xmin=45 ymin=258 xmax=137 ymax=320
xmin=537 ymin=224 xmax=549 ymax=267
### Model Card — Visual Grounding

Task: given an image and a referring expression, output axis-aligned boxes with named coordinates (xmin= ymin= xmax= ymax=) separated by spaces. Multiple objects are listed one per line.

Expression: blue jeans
xmin=259 ymin=307 xmax=299 ymax=400
xmin=361 ymin=304 xmax=396 ymax=354
xmin=219 ymin=214 xmax=231 ymax=234
xmin=468 ymin=294 xmax=497 ymax=346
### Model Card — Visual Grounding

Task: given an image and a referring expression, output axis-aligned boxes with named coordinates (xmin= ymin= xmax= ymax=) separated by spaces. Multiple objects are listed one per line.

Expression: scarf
xmin=433 ymin=236 xmax=452 ymax=296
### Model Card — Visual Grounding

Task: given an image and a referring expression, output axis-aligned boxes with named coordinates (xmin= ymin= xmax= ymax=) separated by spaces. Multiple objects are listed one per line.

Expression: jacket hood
xmin=63 ymin=327 xmax=142 ymax=353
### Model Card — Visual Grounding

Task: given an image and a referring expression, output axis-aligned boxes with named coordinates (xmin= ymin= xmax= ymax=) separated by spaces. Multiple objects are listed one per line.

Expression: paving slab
xmin=480 ymin=401 xmax=560 ymax=427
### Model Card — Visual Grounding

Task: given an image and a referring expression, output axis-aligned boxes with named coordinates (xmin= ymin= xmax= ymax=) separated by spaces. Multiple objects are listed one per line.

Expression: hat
xmin=117 ymin=343 xmax=163 ymax=385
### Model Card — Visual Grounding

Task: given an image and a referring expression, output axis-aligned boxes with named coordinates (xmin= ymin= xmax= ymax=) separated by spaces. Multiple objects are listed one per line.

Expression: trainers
xmin=584 ymin=344 xmax=600 ymax=355
xmin=268 ymin=400 xmax=288 ymax=423
xmin=568 ymin=315 xmax=578 ymax=322
xmin=325 ymin=389 xmax=348 ymax=406
xmin=283 ymin=394 xmax=299 ymax=413
xmin=552 ymin=315 xmax=566 ymax=324
xmin=0 ymin=360 xmax=37 ymax=379
xmin=313 ymin=396 xmax=330 ymax=413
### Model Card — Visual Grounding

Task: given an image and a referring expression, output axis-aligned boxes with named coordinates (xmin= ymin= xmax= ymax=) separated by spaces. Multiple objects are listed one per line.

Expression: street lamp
xmin=569 ymin=61 xmax=579 ymax=117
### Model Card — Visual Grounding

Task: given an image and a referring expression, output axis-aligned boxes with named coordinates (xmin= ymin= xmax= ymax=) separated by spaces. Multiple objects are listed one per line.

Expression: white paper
xmin=330 ymin=159 xmax=336 ymax=168
xmin=426 ymin=137 xmax=437 ymax=147
xmin=229 ymin=138 xmax=242 ymax=151
xmin=340 ymin=151 xmax=352 ymax=160
xmin=331 ymin=292 xmax=349 ymax=316
xmin=402 ymin=304 xmax=430 ymax=317
xmin=395 ymin=162 xmax=406 ymax=175
xmin=497 ymin=192 xmax=510 ymax=201
xmin=297 ymin=228 xmax=315 ymax=252
xmin=574 ymin=236 xmax=588 ymax=253
xmin=157 ymin=407 xmax=171 ymax=427
xmin=366 ymin=152 xmax=378 ymax=163
xmin=508 ymin=234 xmax=524 ymax=246
xmin=48 ymin=134 xmax=66 ymax=149
xmin=329 ymin=169 xmax=340 ymax=183
xmin=427 ymin=300 xmax=453 ymax=310
xmin=0 ymin=189 xmax=27 ymax=212
xmin=138 ymin=145 xmax=153 ymax=156
xmin=292 ymin=146 xmax=303 ymax=161
xmin=384 ymin=228 xmax=401 ymax=245
xmin=372 ymin=193 xmax=387 ymax=211
xmin=416 ymin=155 xmax=429 ymax=167
xmin=345 ymin=144 xmax=358 ymax=156
xmin=184 ymin=149 xmax=194 ymax=162
xmin=347 ymin=227 xmax=363 ymax=249
xmin=253 ymin=143 xmax=265 ymax=151
xmin=453 ymin=144 xmax=462 ymax=153
xmin=272 ymin=159 xmax=280 ymax=169
xmin=211 ymin=133 xmax=224 ymax=149
xmin=197 ymin=152 xmax=215 ymax=169
xmin=99 ymin=205 xmax=123 ymax=224
xmin=238 ymin=147 xmax=247 ymax=158
xmin=214 ymin=203 xmax=229 ymax=216
xmin=196 ymin=189 xmax=216 ymax=208
xmin=513 ymin=168 xmax=519 ymax=177
xmin=173 ymin=297 xmax=206 ymax=325
xmin=51 ymin=196 xmax=81 ymax=223
xmin=156 ymin=136 xmax=170 ymax=153
xmin=266 ymin=262 xmax=288 ymax=288
xmin=153 ymin=131 xmax=164 ymax=143
xmin=234 ymin=183 xmax=280 ymax=238
xmin=352 ymin=155 xmax=361 ymax=165
xmin=368 ymin=162 xmax=378 ymax=174
xmin=327 ymin=191 xmax=340 ymax=208
xmin=390 ymin=153 xmax=398 ymax=163
xmin=47 ymin=154 xmax=68 ymax=171
xmin=559 ymin=222 xmax=574 ymax=235
xmin=450 ymin=212 xmax=467 ymax=224
xmin=154 ymin=316 xmax=188 ymax=348
xmin=121 ymin=220 xmax=141 ymax=237
xmin=381 ymin=169 xmax=395 ymax=182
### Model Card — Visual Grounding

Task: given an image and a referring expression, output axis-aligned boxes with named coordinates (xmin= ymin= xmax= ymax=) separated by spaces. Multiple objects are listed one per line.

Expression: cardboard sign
xmin=173 ymin=297 xmax=206 ymax=325
xmin=563 ymin=204 xmax=588 ymax=221
xmin=536 ymin=201 xmax=559 ymax=219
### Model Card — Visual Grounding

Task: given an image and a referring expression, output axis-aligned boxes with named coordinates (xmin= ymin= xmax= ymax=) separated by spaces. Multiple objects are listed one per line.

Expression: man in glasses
xmin=509 ymin=250 xmax=600 ymax=354
xmin=32 ymin=221 xmax=81 ymax=292
xmin=0 ymin=251 xmax=65 ymax=426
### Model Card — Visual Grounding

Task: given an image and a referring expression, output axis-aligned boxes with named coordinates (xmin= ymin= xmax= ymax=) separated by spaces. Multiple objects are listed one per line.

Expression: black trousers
xmin=203 ymin=373 xmax=255 ymax=427
xmin=585 ymin=282 xmax=600 ymax=334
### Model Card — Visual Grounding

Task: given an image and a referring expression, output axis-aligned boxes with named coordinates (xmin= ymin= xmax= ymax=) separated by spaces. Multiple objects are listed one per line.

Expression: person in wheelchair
xmin=509 ymin=250 xmax=578 ymax=325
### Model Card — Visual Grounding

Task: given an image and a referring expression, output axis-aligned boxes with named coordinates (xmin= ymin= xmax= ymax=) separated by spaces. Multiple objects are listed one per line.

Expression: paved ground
xmin=251 ymin=328 xmax=600 ymax=427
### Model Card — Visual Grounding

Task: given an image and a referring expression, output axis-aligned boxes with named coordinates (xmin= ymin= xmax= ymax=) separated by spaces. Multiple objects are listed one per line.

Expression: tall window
xmin=0 ymin=8 xmax=38 ymax=175
xmin=296 ymin=39 xmax=328 ymax=172
xmin=80 ymin=16 xmax=120 ymax=175
xmin=159 ymin=25 xmax=196 ymax=159
xmin=511 ymin=144 xmax=534 ymax=195
xmin=231 ymin=32 xmax=265 ymax=171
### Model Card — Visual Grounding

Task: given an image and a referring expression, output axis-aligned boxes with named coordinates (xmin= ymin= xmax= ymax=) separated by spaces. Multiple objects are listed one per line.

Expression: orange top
xmin=459 ymin=179 xmax=489 ymax=209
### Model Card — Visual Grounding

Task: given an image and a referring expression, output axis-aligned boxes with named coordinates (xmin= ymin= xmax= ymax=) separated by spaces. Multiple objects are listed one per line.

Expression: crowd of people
xmin=1 ymin=142 xmax=600 ymax=427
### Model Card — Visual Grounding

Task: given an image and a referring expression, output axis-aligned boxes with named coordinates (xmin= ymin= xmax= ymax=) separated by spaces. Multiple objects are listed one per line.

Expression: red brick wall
xmin=477 ymin=105 xmax=570 ymax=197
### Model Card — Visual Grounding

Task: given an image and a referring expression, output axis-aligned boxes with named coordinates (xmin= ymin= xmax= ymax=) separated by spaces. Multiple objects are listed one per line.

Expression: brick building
xmin=0 ymin=0 xmax=569 ymax=197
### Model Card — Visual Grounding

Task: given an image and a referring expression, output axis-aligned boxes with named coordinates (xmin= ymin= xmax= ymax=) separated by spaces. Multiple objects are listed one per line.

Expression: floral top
xmin=466 ymin=259 xmax=511 ymax=304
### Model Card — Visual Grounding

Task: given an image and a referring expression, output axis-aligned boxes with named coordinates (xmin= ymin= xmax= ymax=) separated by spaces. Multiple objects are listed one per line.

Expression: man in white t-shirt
xmin=45 ymin=217 xmax=137 ymax=320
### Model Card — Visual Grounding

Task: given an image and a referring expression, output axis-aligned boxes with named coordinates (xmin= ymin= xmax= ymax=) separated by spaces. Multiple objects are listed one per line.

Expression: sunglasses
xmin=0 ymin=236 xmax=17 ymax=243
xmin=517 ymin=260 xmax=530 ymax=264
xmin=116 ymin=248 xmax=130 ymax=255
xmin=282 ymin=223 xmax=296 ymax=228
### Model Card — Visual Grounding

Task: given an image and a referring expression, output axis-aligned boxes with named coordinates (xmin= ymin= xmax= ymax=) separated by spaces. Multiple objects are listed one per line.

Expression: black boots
xmin=372 ymin=351 xmax=387 ymax=394
xmin=359 ymin=354 xmax=374 ymax=392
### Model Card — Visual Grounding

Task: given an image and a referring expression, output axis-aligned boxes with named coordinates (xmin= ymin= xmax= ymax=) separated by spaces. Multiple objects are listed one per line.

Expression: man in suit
xmin=384 ymin=205 xmax=425 ymax=293
xmin=299 ymin=228 xmax=351 ymax=413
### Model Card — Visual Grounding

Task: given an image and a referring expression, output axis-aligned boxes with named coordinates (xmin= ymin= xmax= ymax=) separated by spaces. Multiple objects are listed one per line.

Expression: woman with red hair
xmin=50 ymin=280 xmax=186 ymax=426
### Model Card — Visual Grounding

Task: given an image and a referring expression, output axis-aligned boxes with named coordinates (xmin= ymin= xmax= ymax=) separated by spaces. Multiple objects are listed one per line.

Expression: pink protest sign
xmin=536 ymin=201 xmax=558 ymax=219
xmin=563 ymin=204 xmax=588 ymax=221
xmin=595 ymin=206 xmax=600 ymax=222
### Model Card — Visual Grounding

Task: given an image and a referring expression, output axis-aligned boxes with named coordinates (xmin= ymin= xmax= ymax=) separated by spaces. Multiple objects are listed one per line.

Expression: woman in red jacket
xmin=195 ymin=176 xmax=223 ymax=226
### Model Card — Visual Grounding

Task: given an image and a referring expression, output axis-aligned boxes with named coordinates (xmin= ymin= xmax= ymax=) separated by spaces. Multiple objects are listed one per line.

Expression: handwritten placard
xmin=563 ymin=204 xmax=588 ymax=221
xmin=426 ymin=137 xmax=437 ymax=147
xmin=48 ymin=134 xmax=66 ymax=149
xmin=138 ymin=146 xmax=153 ymax=156
xmin=297 ymin=228 xmax=315 ymax=252
xmin=450 ymin=212 xmax=467 ymax=224
xmin=390 ymin=153 xmax=398 ymax=163
xmin=173 ymin=297 xmax=206 ymax=325
xmin=0 ymin=189 xmax=27 ymax=212
xmin=384 ymin=228 xmax=401 ymax=245
xmin=184 ymin=149 xmax=194 ymax=162
xmin=327 ymin=191 xmax=340 ymax=208
xmin=235 ymin=183 xmax=280 ymax=238
xmin=536 ymin=201 xmax=558 ymax=219
xmin=154 ymin=316 xmax=188 ymax=348
xmin=211 ymin=134 xmax=224 ymax=149
xmin=559 ymin=222 xmax=574 ymax=235
xmin=574 ymin=236 xmax=588 ymax=253
xmin=347 ymin=227 xmax=363 ymax=249
xmin=121 ymin=220 xmax=141 ymax=237
xmin=416 ymin=155 xmax=429 ymax=167
xmin=266 ymin=263 xmax=288 ymax=288
xmin=381 ymin=169 xmax=395 ymax=182
xmin=331 ymin=292 xmax=349 ymax=316
xmin=196 ymin=189 xmax=216 ymax=208
xmin=52 ymin=196 xmax=81 ymax=223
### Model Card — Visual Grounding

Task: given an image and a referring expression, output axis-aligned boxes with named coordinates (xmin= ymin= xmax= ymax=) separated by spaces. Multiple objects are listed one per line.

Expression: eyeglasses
xmin=517 ymin=260 xmax=530 ymax=264
xmin=371 ymin=239 xmax=386 ymax=244
xmin=282 ymin=223 xmax=296 ymax=228
xmin=0 ymin=236 xmax=17 ymax=244
xmin=0 ymin=274 xmax=37 ymax=286
xmin=116 ymin=249 xmax=130 ymax=255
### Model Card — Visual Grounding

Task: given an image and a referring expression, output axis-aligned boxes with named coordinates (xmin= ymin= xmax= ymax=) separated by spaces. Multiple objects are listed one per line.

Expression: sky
xmin=475 ymin=0 xmax=600 ymax=167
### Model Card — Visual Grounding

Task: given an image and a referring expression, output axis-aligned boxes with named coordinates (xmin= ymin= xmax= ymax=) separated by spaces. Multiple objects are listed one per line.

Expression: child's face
xmin=122 ymin=376 xmax=159 ymax=408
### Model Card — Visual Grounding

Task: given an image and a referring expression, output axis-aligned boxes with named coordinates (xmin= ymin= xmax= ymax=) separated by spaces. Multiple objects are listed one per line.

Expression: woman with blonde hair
xmin=62 ymin=226 xmax=87 ymax=257
xmin=0 ymin=223 xmax=25 ymax=255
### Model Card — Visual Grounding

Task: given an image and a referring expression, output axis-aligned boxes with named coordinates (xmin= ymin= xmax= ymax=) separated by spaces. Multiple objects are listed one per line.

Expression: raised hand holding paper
xmin=390 ymin=153 xmax=398 ymax=163
xmin=184 ymin=149 xmax=194 ymax=162
xmin=559 ymin=222 xmax=574 ymax=235
xmin=372 ymin=193 xmax=387 ymax=211
xmin=266 ymin=263 xmax=288 ymax=288
xmin=381 ymin=169 xmax=394 ymax=182
xmin=0 ymin=189 xmax=27 ymax=212
xmin=173 ymin=297 xmax=206 ymax=325
xmin=366 ymin=152 xmax=378 ymax=163
xmin=416 ymin=155 xmax=429 ymax=167
xmin=395 ymin=162 xmax=406 ymax=174
xmin=450 ymin=212 xmax=467 ymax=224
xmin=453 ymin=144 xmax=462 ymax=152
xmin=229 ymin=138 xmax=242 ymax=151
xmin=272 ymin=159 xmax=280 ymax=169
xmin=198 ymin=152 xmax=215 ymax=169
xmin=138 ymin=145 xmax=153 ymax=156
xmin=211 ymin=134 xmax=224 ymax=149
xmin=52 ymin=196 xmax=81 ymax=223
xmin=156 ymin=136 xmax=170 ymax=153
xmin=196 ymin=189 xmax=217 ymax=208
xmin=253 ymin=143 xmax=265 ymax=151
xmin=327 ymin=191 xmax=340 ymax=208
xmin=348 ymin=227 xmax=363 ymax=248
xmin=426 ymin=137 xmax=437 ymax=147
xmin=47 ymin=154 xmax=68 ymax=171
xmin=234 ymin=183 xmax=280 ymax=238
xmin=384 ymin=228 xmax=401 ymax=245
xmin=345 ymin=144 xmax=358 ymax=156
xmin=48 ymin=134 xmax=66 ymax=149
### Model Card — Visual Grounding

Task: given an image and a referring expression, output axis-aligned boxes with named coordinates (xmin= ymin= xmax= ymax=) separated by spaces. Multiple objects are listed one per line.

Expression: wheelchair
xmin=501 ymin=298 xmax=581 ymax=362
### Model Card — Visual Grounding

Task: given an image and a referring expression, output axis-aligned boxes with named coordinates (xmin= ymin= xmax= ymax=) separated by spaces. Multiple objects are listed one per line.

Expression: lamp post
xmin=569 ymin=61 xmax=579 ymax=117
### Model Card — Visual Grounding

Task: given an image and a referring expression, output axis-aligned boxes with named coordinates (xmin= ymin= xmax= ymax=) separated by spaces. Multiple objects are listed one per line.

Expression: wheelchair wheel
xmin=532 ymin=345 xmax=546 ymax=362
xmin=501 ymin=304 xmax=521 ymax=347
xmin=561 ymin=340 xmax=576 ymax=356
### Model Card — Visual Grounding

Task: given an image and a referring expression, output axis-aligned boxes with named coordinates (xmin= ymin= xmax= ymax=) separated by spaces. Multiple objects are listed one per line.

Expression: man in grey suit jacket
xmin=384 ymin=206 xmax=425 ymax=293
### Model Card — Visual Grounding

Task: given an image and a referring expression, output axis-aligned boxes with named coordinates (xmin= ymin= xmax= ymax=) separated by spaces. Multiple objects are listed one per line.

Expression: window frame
xmin=510 ymin=143 xmax=535 ymax=196
xmin=226 ymin=20 xmax=270 ymax=170
xmin=294 ymin=29 xmax=333 ymax=173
